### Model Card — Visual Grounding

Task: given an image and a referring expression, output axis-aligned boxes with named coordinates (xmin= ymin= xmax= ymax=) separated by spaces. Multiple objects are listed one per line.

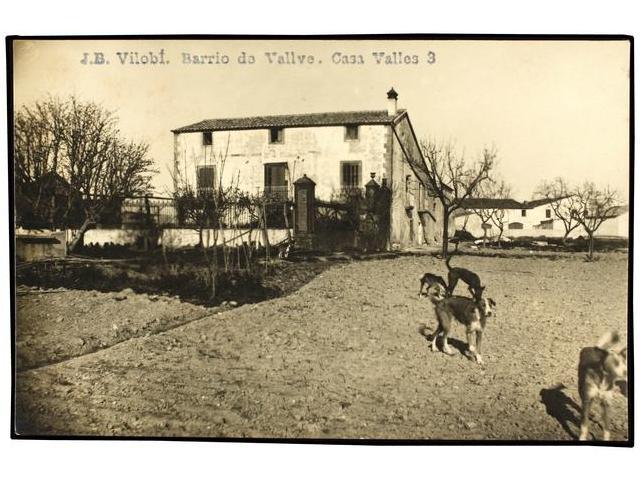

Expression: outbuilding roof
xmin=458 ymin=198 xmax=524 ymax=210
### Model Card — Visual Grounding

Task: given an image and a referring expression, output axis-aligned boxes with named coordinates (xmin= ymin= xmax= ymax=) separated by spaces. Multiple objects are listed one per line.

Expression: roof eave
xmin=172 ymin=119 xmax=397 ymax=134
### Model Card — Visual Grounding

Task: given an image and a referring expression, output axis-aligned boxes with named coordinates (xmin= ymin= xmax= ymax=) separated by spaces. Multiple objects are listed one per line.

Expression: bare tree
xmin=14 ymin=98 xmax=68 ymax=226
xmin=418 ymin=139 xmax=495 ymax=257
xmin=469 ymin=179 xmax=512 ymax=246
xmin=535 ymin=177 xmax=580 ymax=244
xmin=172 ymin=133 xmax=277 ymax=300
xmin=468 ymin=181 xmax=495 ymax=247
xmin=573 ymin=182 xmax=620 ymax=260
xmin=487 ymin=180 xmax=511 ymax=246
xmin=14 ymin=96 xmax=155 ymax=250
xmin=172 ymin=136 xmax=233 ymax=300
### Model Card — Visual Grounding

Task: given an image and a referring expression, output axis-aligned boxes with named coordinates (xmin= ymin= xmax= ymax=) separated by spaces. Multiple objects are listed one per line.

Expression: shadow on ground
xmin=539 ymin=383 xmax=581 ymax=440
xmin=418 ymin=323 xmax=468 ymax=357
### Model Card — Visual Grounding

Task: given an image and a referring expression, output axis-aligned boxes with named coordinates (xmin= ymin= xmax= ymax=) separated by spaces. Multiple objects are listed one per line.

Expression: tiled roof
xmin=587 ymin=204 xmax=629 ymax=219
xmin=172 ymin=110 xmax=406 ymax=133
xmin=458 ymin=198 xmax=524 ymax=210
xmin=521 ymin=197 xmax=560 ymax=209
xmin=611 ymin=204 xmax=629 ymax=216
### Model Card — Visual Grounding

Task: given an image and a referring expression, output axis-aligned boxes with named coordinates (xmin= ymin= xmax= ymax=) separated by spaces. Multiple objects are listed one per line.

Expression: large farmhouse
xmin=455 ymin=197 xmax=629 ymax=239
xmin=171 ymin=89 xmax=448 ymax=249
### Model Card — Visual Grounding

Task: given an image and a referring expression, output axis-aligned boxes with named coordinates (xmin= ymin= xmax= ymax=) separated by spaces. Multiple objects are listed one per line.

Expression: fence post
xmin=377 ymin=179 xmax=392 ymax=251
xmin=365 ymin=174 xmax=380 ymax=211
xmin=293 ymin=174 xmax=317 ymax=250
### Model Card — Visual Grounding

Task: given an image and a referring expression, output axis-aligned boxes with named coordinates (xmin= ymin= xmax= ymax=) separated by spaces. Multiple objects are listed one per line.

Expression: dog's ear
xmin=488 ymin=298 xmax=496 ymax=307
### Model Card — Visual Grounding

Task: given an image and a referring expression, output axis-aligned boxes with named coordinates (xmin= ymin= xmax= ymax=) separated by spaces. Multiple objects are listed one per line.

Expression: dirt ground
xmin=14 ymin=251 xmax=629 ymax=441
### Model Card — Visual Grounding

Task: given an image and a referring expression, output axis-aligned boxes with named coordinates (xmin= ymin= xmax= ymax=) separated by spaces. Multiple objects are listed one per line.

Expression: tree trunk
xmin=283 ymin=202 xmax=292 ymax=241
xmin=262 ymin=204 xmax=271 ymax=252
xmin=442 ymin=212 xmax=450 ymax=258
xmin=588 ymin=233 xmax=595 ymax=260
xmin=68 ymin=217 xmax=94 ymax=253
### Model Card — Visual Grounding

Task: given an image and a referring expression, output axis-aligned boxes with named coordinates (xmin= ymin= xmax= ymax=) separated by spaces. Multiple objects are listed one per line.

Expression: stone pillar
xmin=293 ymin=174 xmax=317 ymax=250
xmin=365 ymin=173 xmax=380 ymax=211
xmin=378 ymin=178 xmax=392 ymax=250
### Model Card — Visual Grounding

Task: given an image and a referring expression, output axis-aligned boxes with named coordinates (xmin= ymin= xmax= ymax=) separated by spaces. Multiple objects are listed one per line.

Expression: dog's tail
xmin=597 ymin=331 xmax=621 ymax=350
xmin=445 ymin=252 xmax=455 ymax=270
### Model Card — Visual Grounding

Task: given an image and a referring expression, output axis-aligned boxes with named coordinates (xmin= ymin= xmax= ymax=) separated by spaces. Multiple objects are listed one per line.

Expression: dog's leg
xmin=440 ymin=321 xmax=455 ymax=356
xmin=579 ymin=395 xmax=593 ymax=441
xmin=465 ymin=329 xmax=477 ymax=361
xmin=475 ymin=330 xmax=484 ymax=365
xmin=430 ymin=324 xmax=442 ymax=352
xmin=601 ymin=398 xmax=611 ymax=441
xmin=442 ymin=334 xmax=455 ymax=355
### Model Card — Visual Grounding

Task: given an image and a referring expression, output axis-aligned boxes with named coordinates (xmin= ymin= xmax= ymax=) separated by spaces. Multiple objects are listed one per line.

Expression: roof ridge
xmin=172 ymin=108 xmax=407 ymax=133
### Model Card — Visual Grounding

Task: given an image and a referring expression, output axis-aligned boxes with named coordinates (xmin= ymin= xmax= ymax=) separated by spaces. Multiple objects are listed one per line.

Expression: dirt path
xmin=15 ymin=253 xmax=629 ymax=440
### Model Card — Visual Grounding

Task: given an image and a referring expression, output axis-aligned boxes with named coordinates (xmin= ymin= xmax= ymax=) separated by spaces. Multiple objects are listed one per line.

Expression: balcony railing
xmin=340 ymin=186 xmax=365 ymax=197
xmin=263 ymin=185 xmax=290 ymax=201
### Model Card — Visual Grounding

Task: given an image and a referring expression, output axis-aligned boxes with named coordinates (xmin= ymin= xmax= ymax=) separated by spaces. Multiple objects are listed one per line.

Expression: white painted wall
xmin=456 ymin=206 xmax=629 ymax=239
xmin=161 ymin=228 xmax=289 ymax=248
xmin=174 ymin=124 xmax=389 ymax=201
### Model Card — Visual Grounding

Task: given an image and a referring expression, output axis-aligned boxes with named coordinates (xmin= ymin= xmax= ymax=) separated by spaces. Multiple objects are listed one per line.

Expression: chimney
xmin=387 ymin=87 xmax=398 ymax=116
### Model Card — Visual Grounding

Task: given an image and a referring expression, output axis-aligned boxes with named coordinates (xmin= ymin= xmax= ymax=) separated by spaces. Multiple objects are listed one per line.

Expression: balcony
xmin=262 ymin=185 xmax=290 ymax=201
xmin=339 ymin=186 xmax=364 ymax=198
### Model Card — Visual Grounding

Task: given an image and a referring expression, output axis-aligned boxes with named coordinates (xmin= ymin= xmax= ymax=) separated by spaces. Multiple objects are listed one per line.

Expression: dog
xmin=427 ymin=287 xmax=496 ymax=364
xmin=277 ymin=239 xmax=293 ymax=259
xmin=418 ymin=272 xmax=448 ymax=297
xmin=445 ymin=254 xmax=485 ymax=301
xmin=578 ymin=331 xmax=628 ymax=441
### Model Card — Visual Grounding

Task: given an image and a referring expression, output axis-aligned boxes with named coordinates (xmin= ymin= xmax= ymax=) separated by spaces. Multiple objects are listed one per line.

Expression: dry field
xmin=14 ymin=251 xmax=630 ymax=441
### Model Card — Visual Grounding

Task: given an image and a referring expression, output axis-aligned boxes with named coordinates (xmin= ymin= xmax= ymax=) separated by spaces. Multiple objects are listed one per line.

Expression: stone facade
xmin=172 ymin=102 xmax=445 ymax=249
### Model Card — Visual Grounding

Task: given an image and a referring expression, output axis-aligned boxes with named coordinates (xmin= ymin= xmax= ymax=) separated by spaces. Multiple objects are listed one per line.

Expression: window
xmin=509 ymin=222 xmax=524 ymax=230
xmin=264 ymin=163 xmax=289 ymax=200
xmin=202 ymin=131 xmax=213 ymax=146
xmin=345 ymin=125 xmax=359 ymax=140
xmin=197 ymin=165 xmax=216 ymax=196
xmin=341 ymin=161 xmax=362 ymax=189
xmin=521 ymin=209 xmax=527 ymax=217
xmin=539 ymin=219 xmax=553 ymax=230
xmin=546 ymin=209 xmax=551 ymax=218
xmin=269 ymin=127 xmax=284 ymax=144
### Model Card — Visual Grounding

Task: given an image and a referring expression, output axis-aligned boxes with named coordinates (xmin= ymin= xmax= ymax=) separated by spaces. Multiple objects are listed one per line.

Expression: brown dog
xmin=445 ymin=254 xmax=485 ymax=301
xmin=578 ymin=331 xmax=628 ymax=441
xmin=427 ymin=286 xmax=496 ymax=364
xmin=418 ymin=272 xmax=448 ymax=297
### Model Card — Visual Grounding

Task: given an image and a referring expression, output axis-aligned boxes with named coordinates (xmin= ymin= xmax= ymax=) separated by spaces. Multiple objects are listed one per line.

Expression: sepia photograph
xmin=8 ymin=36 xmax=632 ymax=444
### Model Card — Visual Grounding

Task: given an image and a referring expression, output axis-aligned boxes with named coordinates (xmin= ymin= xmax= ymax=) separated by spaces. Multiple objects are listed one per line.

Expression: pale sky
xmin=12 ymin=38 xmax=630 ymax=201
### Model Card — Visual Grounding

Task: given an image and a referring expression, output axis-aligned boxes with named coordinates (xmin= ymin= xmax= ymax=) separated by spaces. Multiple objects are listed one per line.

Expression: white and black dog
xmin=578 ymin=331 xmax=628 ymax=441
xmin=427 ymin=284 xmax=496 ymax=365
